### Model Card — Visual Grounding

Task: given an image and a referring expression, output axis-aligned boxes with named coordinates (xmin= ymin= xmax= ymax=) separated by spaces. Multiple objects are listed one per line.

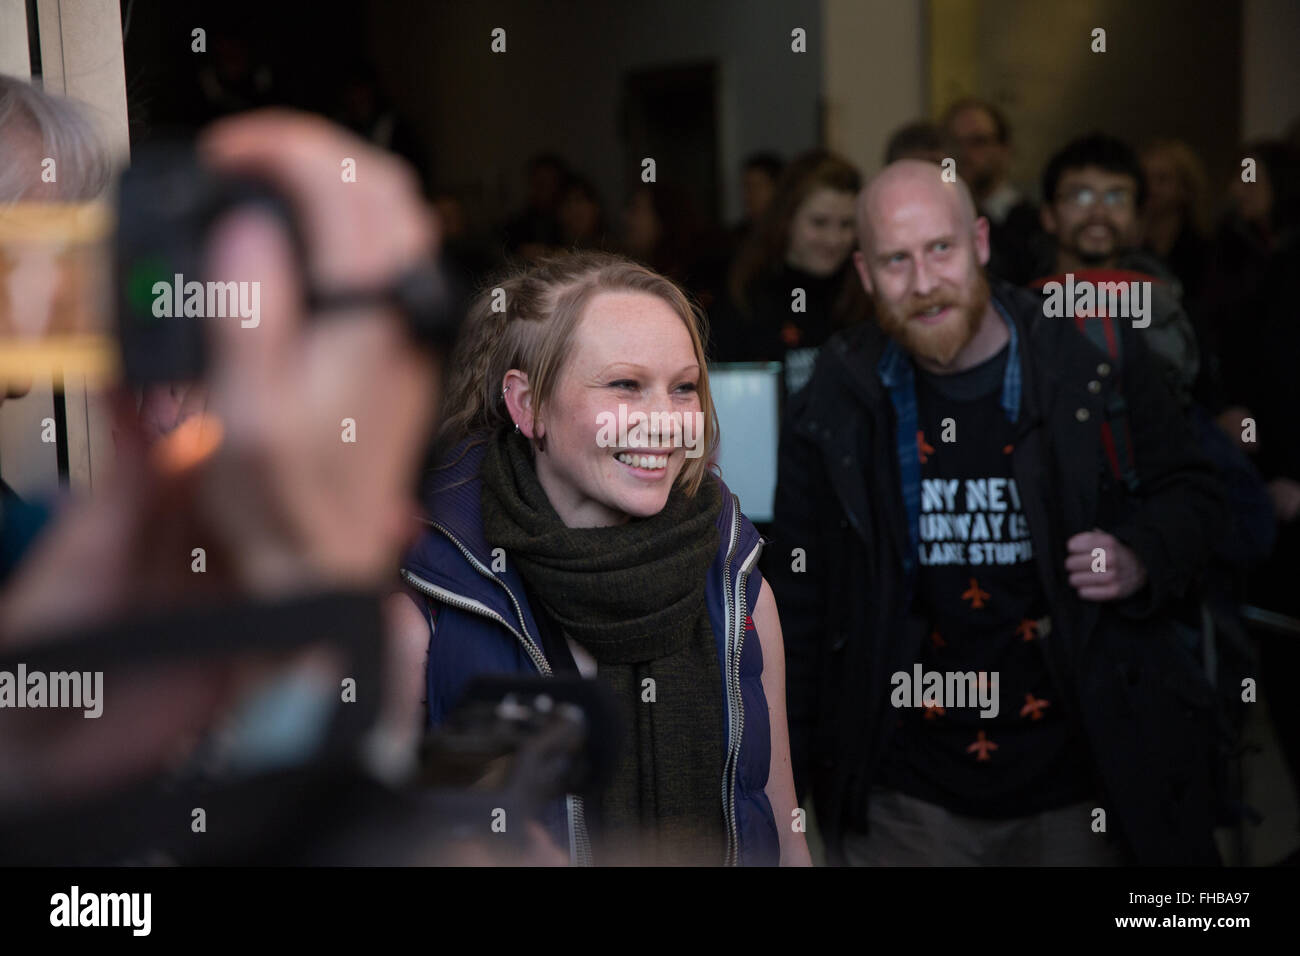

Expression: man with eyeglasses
xmin=944 ymin=99 xmax=1041 ymax=284
xmin=1037 ymin=133 xmax=1202 ymax=409
xmin=1041 ymin=133 xmax=1149 ymax=274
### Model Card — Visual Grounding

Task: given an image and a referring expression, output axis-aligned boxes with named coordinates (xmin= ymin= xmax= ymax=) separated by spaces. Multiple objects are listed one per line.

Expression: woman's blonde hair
xmin=438 ymin=250 xmax=719 ymax=497
xmin=1141 ymin=138 xmax=1211 ymax=236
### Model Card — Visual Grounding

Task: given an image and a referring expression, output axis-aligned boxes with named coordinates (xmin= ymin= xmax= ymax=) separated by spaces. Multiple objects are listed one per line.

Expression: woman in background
xmin=557 ymin=175 xmax=609 ymax=251
xmin=713 ymin=149 xmax=868 ymax=395
xmin=1140 ymin=139 xmax=1211 ymax=303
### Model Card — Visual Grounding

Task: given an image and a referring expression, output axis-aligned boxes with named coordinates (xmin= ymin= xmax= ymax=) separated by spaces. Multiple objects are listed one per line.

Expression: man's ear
xmin=1040 ymin=203 xmax=1058 ymax=236
xmin=503 ymin=369 xmax=543 ymax=439
xmin=974 ymin=215 xmax=991 ymax=267
xmin=853 ymin=249 xmax=874 ymax=296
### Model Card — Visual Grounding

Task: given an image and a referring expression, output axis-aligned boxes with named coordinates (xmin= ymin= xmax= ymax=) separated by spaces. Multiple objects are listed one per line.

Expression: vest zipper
xmin=401 ymin=524 xmax=593 ymax=866
xmin=719 ymin=494 xmax=763 ymax=866
xmin=401 ymin=568 xmax=539 ymax=668
xmin=423 ymin=521 xmax=550 ymax=672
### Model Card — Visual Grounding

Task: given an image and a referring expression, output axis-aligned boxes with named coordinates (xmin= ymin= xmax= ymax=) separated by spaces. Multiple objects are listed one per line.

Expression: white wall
xmin=0 ymin=0 xmax=28 ymax=78
xmin=822 ymin=0 xmax=926 ymax=180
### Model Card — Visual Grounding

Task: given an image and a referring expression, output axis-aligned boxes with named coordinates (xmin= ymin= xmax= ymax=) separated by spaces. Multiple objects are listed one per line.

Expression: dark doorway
xmin=621 ymin=62 xmax=720 ymax=220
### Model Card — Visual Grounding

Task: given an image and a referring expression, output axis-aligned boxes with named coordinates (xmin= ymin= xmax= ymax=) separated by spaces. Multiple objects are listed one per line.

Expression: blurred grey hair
xmin=0 ymin=73 xmax=112 ymax=201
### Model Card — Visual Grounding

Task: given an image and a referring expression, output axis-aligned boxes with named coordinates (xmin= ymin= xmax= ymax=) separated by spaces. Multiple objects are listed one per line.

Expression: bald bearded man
xmin=764 ymin=160 xmax=1225 ymax=866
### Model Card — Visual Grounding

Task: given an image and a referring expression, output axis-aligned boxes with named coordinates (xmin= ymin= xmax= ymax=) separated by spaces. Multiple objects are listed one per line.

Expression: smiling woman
xmin=595 ymin=406 xmax=707 ymax=465
xmin=432 ymin=252 xmax=718 ymax=494
xmin=500 ymin=287 xmax=707 ymax=526
xmin=713 ymin=149 xmax=869 ymax=393
xmin=391 ymin=251 xmax=810 ymax=866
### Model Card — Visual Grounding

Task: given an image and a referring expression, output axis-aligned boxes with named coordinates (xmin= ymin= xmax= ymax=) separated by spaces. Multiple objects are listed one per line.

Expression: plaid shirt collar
xmin=876 ymin=296 xmax=1021 ymax=578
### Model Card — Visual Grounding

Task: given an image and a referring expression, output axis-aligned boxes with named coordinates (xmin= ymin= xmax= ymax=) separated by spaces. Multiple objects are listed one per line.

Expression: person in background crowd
xmin=1034 ymin=137 xmax=1272 ymax=659
xmin=0 ymin=74 xmax=112 ymax=584
xmin=713 ymin=150 xmax=868 ymax=395
xmin=884 ymin=121 xmax=952 ymax=165
xmin=192 ymin=28 xmax=276 ymax=124
xmin=945 ymin=98 xmax=1041 ymax=285
xmin=1040 ymin=136 xmax=1277 ymax=814
xmin=557 ymin=175 xmax=608 ymax=251
xmin=391 ymin=251 xmax=810 ymax=866
xmin=1037 ymin=132 xmax=1204 ymax=407
xmin=1139 ymin=139 xmax=1211 ymax=304
xmin=1197 ymin=138 xmax=1300 ymax=859
xmin=332 ymin=61 xmax=427 ymax=189
xmin=1240 ymin=230 xmax=1300 ymax=852
xmin=621 ymin=180 xmax=722 ymax=306
xmin=768 ymin=160 xmax=1225 ymax=866
xmin=1039 ymin=133 xmax=1149 ymax=275
xmin=732 ymin=151 xmax=785 ymax=246
xmin=502 ymin=153 xmax=569 ymax=260
xmin=1202 ymin=139 xmax=1300 ymax=439
xmin=1201 ymin=141 xmax=1300 ymax=604
xmin=430 ymin=189 xmax=499 ymax=294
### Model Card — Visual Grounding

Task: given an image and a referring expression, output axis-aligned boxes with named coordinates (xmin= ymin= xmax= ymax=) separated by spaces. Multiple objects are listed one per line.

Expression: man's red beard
xmin=873 ymin=269 xmax=991 ymax=367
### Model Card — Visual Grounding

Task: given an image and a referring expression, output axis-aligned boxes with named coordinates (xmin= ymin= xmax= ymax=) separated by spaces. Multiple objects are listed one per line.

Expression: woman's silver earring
xmin=514 ymin=424 xmax=521 ymax=434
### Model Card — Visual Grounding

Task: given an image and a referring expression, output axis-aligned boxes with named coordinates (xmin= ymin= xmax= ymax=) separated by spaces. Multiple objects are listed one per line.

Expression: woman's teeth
xmin=615 ymin=452 xmax=668 ymax=470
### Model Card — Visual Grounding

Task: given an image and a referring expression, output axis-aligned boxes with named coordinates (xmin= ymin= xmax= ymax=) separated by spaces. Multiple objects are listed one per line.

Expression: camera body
xmin=115 ymin=143 xmax=459 ymax=384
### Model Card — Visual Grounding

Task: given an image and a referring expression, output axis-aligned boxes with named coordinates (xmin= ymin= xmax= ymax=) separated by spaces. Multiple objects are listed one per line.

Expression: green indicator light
xmin=127 ymin=256 xmax=171 ymax=322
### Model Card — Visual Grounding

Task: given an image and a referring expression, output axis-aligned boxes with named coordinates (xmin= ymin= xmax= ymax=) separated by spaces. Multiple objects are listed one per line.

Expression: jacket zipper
xmin=719 ymin=496 xmax=742 ymax=864
xmin=401 ymin=524 xmax=593 ymax=866
xmin=422 ymin=522 xmax=550 ymax=671
xmin=719 ymin=494 xmax=763 ymax=866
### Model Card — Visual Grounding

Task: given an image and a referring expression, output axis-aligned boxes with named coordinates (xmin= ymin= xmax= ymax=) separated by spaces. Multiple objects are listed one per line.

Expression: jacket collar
xmin=402 ymin=437 xmax=517 ymax=622
xmin=419 ymin=438 xmax=494 ymax=563
xmin=814 ymin=275 xmax=1039 ymax=417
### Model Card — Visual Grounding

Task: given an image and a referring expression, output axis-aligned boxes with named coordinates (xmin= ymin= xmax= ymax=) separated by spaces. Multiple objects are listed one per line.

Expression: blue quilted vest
xmin=400 ymin=441 xmax=780 ymax=866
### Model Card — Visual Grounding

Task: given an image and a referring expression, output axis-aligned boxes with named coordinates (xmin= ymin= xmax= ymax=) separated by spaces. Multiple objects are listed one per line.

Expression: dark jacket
xmin=711 ymin=261 xmax=868 ymax=396
xmin=765 ymin=277 xmax=1227 ymax=865
xmin=0 ymin=480 xmax=50 ymax=587
xmin=986 ymin=197 xmax=1043 ymax=286
xmin=400 ymin=439 xmax=780 ymax=865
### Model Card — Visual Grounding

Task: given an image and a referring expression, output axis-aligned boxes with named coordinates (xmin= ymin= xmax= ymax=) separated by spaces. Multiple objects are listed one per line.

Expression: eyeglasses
xmin=1058 ymin=186 xmax=1134 ymax=209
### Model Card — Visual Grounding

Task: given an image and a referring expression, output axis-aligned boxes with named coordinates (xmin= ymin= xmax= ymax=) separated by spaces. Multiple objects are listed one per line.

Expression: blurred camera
xmin=115 ymin=142 xmax=461 ymax=384
xmin=0 ymin=142 xmax=460 ymax=389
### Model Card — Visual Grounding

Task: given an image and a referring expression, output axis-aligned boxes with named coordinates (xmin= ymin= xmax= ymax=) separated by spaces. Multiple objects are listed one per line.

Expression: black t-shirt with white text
xmin=878 ymin=344 xmax=1096 ymax=818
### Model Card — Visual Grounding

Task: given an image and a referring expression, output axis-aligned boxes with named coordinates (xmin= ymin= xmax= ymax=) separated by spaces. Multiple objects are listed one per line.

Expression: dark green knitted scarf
xmin=479 ymin=428 xmax=726 ymax=865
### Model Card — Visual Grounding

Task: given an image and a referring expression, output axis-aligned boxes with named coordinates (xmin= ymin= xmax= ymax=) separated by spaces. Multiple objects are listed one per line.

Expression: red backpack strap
xmin=1032 ymin=271 xmax=1142 ymax=492
xmin=1073 ymin=312 xmax=1139 ymax=492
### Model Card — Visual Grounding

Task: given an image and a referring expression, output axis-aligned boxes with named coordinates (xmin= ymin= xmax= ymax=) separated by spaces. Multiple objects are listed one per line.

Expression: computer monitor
xmin=708 ymin=362 xmax=782 ymax=523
